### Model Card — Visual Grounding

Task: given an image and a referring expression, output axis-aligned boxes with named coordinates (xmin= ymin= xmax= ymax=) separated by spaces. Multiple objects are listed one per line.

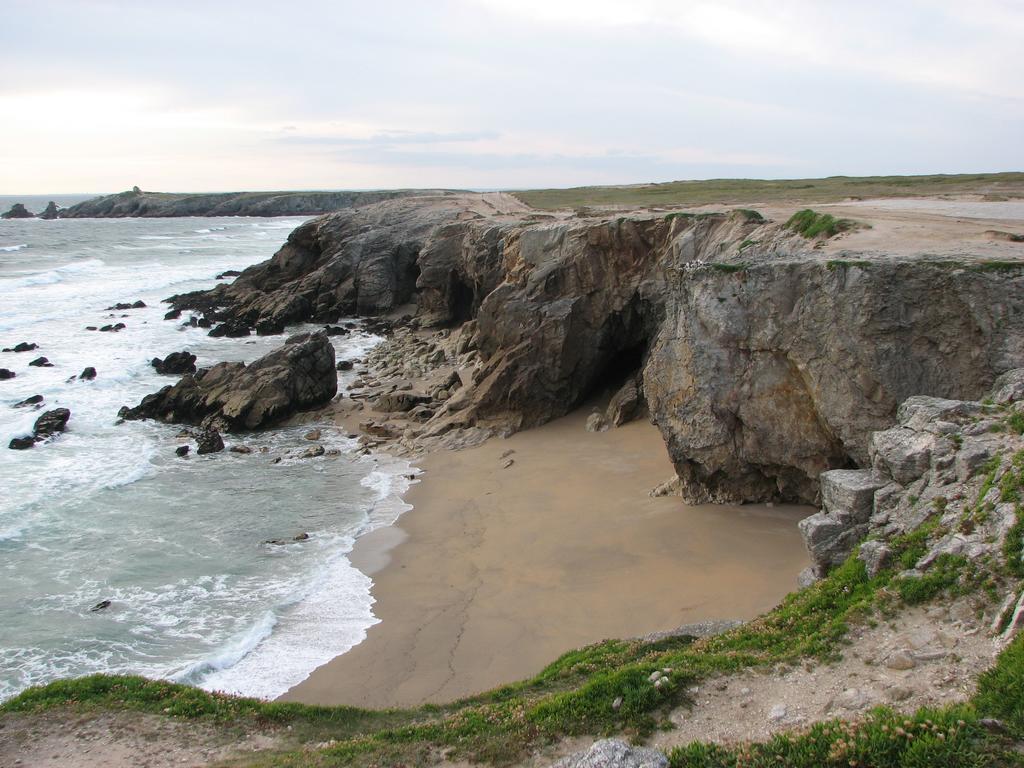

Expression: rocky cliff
xmin=165 ymin=193 xmax=1024 ymax=504
xmin=58 ymin=187 xmax=455 ymax=218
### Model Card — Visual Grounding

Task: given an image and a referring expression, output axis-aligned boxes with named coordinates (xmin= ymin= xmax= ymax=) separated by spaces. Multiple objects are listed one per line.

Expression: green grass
xmin=511 ymin=172 xmax=1024 ymax=211
xmin=785 ymin=209 xmax=860 ymax=239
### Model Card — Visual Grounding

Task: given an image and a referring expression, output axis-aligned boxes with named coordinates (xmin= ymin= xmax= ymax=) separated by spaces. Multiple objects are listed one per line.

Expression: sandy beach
xmin=282 ymin=409 xmax=811 ymax=708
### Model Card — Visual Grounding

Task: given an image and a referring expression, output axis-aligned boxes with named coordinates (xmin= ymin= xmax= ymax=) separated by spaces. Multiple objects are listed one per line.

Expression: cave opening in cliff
xmin=587 ymin=341 xmax=647 ymax=401
xmin=447 ymin=271 xmax=475 ymax=324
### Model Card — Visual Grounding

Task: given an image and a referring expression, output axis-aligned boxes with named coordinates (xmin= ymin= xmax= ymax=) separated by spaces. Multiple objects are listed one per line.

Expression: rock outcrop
xmin=9 ymin=407 xmax=72 ymax=449
xmin=59 ymin=188 xmax=453 ymax=218
xmin=799 ymin=370 xmax=1024 ymax=583
xmin=1 ymin=203 xmax=33 ymax=219
xmin=151 ymin=351 xmax=197 ymax=375
xmin=38 ymin=201 xmax=60 ymax=219
xmin=551 ymin=739 xmax=667 ymax=768
xmin=161 ymin=193 xmax=1024 ymax=503
xmin=121 ymin=332 xmax=336 ymax=431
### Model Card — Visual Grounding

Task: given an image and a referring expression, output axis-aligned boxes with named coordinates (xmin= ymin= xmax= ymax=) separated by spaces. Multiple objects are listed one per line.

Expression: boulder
xmin=34 ymin=408 xmax=71 ymax=439
xmin=870 ymin=428 xmax=935 ymax=486
xmin=990 ymin=369 xmax=1024 ymax=405
xmin=820 ymin=469 xmax=886 ymax=524
xmin=208 ymin=319 xmax=251 ymax=338
xmin=374 ymin=391 xmax=430 ymax=413
xmin=3 ymin=342 xmax=37 ymax=353
xmin=216 ymin=270 xmax=242 ymax=280
xmin=0 ymin=369 xmax=14 ymax=380
xmin=550 ymin=739 xmax=668 ymax=768
xmin=585 ymin=412 xmax=607 ymax=433
xmin=1 ymin=203 xmax=33 ymax=219
xmin=164 ymin=309 xmax=182 ymax=321
xmin=175 ymin=445 xmax=190 ymax=457
xmin=336 ymin=360 xmax=354 ymax=371
xmin=196 ymin=429 xmax=224 ymax=454
xmin=14 ymin=394 xmax=43 ymax=408
xmin=858 ymin=540 xmax=894 ymax=577
xmin=322 ymin=325 xmax=349 ymax=336
xmin=255 ymin=317 xmax=284 ymax=336
xmin=8 ymin=436 xmax=35 ymax=450
xmin=151 ymin=351 xmax=197 ymax=375
xmin=605 ymin=376 xmax=643 ymax=427
xmin=301 ymin=444 xmax=325 ymax=458
xmin=79 ymin=367 xmax=97 ymax=381
xmin=120 ymin=332 xmax=337 ymax=431
xmin=798 ymin=511 xmax=866 ymax=574
xmin=28 ymin=357 xmax=53 ymax=367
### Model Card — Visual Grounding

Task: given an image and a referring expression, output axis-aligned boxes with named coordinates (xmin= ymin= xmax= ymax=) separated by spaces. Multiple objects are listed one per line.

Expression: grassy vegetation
xmin=785 ymin=209 xmax=859 ymax=239
xmin=511 ymin=172 xmax=1024 ymax=211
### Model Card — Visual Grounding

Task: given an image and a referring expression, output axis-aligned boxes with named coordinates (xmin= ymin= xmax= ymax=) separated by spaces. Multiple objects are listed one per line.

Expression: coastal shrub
xmin=667 ymin=706 xmax=986 ymax=768
xmin=785 ymin=209 xmax=858 ymax=239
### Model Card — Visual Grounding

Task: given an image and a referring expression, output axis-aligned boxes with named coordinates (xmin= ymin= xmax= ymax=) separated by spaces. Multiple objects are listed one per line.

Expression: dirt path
xmin=0 ymin=710 xmax=280 ymax=768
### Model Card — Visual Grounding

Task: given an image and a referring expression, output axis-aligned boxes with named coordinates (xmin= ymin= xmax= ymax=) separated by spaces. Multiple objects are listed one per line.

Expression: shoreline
xmin=281 ymin=407 xmax=812 ymax=709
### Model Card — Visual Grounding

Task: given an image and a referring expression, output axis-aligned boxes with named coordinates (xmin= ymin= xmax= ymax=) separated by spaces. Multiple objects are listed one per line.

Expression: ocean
xmin=0 ymin=212 xmax=416 ymax=701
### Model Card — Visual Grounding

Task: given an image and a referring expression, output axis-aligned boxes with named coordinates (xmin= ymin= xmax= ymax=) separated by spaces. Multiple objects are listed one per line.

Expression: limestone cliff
xmin=165 ymin=193 xmax=1024 ymax=504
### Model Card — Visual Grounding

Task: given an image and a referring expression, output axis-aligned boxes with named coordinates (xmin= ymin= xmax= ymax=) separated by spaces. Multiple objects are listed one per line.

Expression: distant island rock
xmin=1 ymin=203 xmax=34 ymax=219
xmin=38 ymin=201 xmax=60 ymax=219
xmin=57 ymin=187 xmax=457 ymax=218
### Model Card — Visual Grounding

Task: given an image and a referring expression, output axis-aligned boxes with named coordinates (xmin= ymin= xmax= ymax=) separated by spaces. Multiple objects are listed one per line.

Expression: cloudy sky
xmin=1 ymin=0 xmax=1022 ymax=193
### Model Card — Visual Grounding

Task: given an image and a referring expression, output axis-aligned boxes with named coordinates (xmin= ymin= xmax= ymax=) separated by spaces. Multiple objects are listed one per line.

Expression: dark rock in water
xmin=301 ymin=444 xmax=325 ymax=458
xmin=28 ymin=357 xmax=53 ymax=367
xmin=1 ymin=203 xmax=34 ymax=219
xmin=121 ymin=332 xmax=337 ymax=431
xmin=34 ymin=407 xmax=71 ymax=439
xmin=98 ymin=323 xmax=126 ymax=333
xmin=9 ymin=436 xmax=35 ymax=450
xmin=151 ymin=351 xmax=197 ymax=375
xmin=85 ymin=326 xmax=97 ymax=331
xmin=208 ymin=319 xmax=251 ymax=338
xmin=197 ymin=317 xmax=212 ymax=329
xmin=79 ymin=367 xmax=97 ymax=381
xmin=196 ymin=429 xmax=224 ymax=454
xmin=106 ymin=301 xmax=146 ymax=311
xmin=3 ymin=342 xmax=38 ymax=353
xmin=336 ymin=359 xmax=354 ymax=371
xmin=294 ymin=532 xmax=310 ymax=541
xmin=0 ymin=369 xmax=14 ymax=380
xmin=228 ymin=444 xmax=253 ymax=454
xmin=605 ymin=375 xmax=643 ymax=427
xmin=132 ymin=300 xmax=146 ymax=308
xmin=175 ymin=445 xmax=190 ymax=457
xmin=38 ymin=201 xmax=60 ymax=220
xmin=254 ymin=317 xmax=284 ymax=336
xmin=323 ymin=325 xmax=349 ymax=336
xmin=164 ymin=308 xmax=182 ymax=321
xmin=90 ymin=600 xmax=111 ymax=612
xmin=14 ymin=395 xmax=43 ymax=408
xmin=216 ymin=270 xmax=242 ymax=280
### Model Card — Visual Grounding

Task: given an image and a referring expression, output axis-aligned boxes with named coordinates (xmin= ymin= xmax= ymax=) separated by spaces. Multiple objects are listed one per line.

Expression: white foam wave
xmin=3 ymin=258 xmax=105 ymax=288
xmin=0 ymin=244 xmax=28 ymax=252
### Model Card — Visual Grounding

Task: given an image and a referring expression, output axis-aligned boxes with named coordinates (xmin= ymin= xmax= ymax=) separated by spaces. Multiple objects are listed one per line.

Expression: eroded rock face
xmin=121 ymin=332 xmax=336 ymax=431
xmin=163 ymin=194 xmax=1024 ymax=503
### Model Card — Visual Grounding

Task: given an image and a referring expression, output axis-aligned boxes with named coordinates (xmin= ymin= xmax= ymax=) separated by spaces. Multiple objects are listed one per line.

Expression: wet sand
xmin=282 ymin=409 xmax=811 ymax=708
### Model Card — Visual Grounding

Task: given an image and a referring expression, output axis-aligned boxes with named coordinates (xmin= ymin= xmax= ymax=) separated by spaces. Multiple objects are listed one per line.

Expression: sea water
xmin=0 ymin=212 xmax=414 ymax=701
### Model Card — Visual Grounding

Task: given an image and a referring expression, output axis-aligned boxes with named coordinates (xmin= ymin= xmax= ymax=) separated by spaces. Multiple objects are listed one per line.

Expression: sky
xmin=1 ymin=0 xmax=1022 ymax=193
